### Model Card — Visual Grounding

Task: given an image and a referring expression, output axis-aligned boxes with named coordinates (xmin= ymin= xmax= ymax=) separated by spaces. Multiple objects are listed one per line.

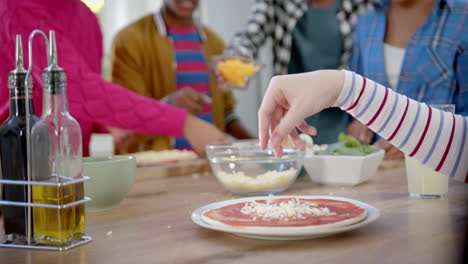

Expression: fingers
xmin=362 ymin=129 xmax=374 ymax=145
xmin=210 ymin=54 xmax=225 ymax=64
xmin=297 ymin=121 xmax=317 ymax=136
xmin=258 ymin=75 xmax=310 ymax=153
xmin=270 ymin=105 xmax=305 ymax=157
xmin=258 ymin=86 xmax=280 ymax=150
xmin=259 ymin=78 xmax=287 ymax=150
xmin=268 ymin=108 xmax=284 ymax=156
xmin=216 ymin=73 xmax=224 ymax=83
xmin=108 ymin=127 xmax=134 ymax=151
xmin=373 ymin=139 xmax=391 ymax=150
xmin=258 ymin=108 xmax=271 ymax=150
xmin=384 ymin=145 xmax=404 ymax=160
xmin=271 ymin=105 xmax=304 ymax=143
xmin=183 ymin=87 xmax=209 ymax=105
xmin=348 ymin=120 xmax=373 ymax=144
xmin=272 ymin=138 xmax=283 ymax=158
xmin=180 ymin=87 xmax=199 ymax=99
xmin=114 ymin=134 xmax=134 ymax=152
xmin=179 ymin=87 xmax=211 ymax=114
xmin=114 ymin=133 xmax=127 ymax=145
xmin=385 ymin=148 xmax=404 ymax=160
xmin=200 ymin=94 xmax=212 ymax=104
xmin=289 ymin=129 xmax=305 ymax=151
xmin=373 ymin=139 xmax=387 ymax=149
xmin=373 ymin=140 xmax=403 ymax=160
xmin=211 ymin=55 xmax=230 ymax=91
xmin=269 ymin=108 xmax=283 ymax=135
xmin=184 ymin=99 xmax=204 ymax=115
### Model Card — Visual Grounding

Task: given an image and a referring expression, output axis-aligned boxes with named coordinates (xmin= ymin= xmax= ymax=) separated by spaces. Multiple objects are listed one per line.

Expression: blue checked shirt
xmin=350 ymin=0 xmax=468 ymax=115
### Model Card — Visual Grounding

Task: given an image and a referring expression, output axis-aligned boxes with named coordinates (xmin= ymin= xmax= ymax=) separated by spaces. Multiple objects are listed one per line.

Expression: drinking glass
xmin=405 ymin=104 xmax=455 ymax=199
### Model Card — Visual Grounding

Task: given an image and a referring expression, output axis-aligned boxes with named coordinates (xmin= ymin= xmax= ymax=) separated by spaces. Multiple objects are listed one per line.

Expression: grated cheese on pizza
xmin=240 ymin=198 xmax=336 ymax=221
xmin=202 ymin=197 xmax=368 ymax=228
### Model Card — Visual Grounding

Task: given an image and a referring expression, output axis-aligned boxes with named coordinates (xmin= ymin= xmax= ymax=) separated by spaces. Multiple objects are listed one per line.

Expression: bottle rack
xmin=0 ymin=177 xmax=92 ymax=251
xmin=0 ymin=30 xmax=93 ymax=250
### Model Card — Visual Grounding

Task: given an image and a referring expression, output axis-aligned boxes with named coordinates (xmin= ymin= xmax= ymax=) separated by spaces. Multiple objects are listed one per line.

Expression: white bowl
xmin=303 ymin=150 xmax=384 ymax=185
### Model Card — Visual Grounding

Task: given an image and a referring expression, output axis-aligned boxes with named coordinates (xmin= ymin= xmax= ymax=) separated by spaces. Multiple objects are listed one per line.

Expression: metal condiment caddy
xmin=0 ymin=30 xmax=92 ymax=251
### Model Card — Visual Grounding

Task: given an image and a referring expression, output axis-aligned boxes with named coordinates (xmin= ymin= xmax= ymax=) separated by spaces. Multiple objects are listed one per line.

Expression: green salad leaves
xmin=318 ymin=133 xmax=378 ymax=156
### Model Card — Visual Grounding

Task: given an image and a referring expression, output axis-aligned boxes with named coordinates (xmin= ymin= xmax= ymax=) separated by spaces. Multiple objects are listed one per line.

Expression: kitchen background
xmin=87 ymin=0 xmax=273 ymax=155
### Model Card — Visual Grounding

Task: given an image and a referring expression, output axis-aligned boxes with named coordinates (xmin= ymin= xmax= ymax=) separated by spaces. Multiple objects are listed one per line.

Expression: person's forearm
xmin=226 ymin=119 xmax=253 ymax=139
xmin=69 ymin=78 xmax=188 ymax=138
xmin=49 ymin=33 xmax=189 ymax=139
xmin=334 ymin=71 xmax=468 ymax=182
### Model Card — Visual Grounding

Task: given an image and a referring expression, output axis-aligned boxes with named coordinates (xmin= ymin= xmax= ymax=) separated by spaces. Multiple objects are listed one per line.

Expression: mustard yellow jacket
xmin=110 ymin=12 xmax=235 ymax=153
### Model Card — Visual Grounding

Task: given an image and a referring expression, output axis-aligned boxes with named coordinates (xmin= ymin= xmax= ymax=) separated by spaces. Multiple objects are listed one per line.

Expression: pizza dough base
xmin=133 ymin=150 xmax=197 ymax=166
xmin=201 ymin=203 xmax=367 ymax=231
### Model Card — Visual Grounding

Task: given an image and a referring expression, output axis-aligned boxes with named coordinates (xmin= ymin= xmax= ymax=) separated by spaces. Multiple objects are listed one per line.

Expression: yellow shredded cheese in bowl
xmin=207 ymin=140 xmax=303 ymax=195
xmin=215 ymin=168 xmax=297 ymax=193
xmin=217 ymin=58 xmax=260 ymax=87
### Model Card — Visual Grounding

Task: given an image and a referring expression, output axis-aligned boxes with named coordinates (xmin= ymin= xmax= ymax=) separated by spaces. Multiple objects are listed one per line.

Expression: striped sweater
xmin=335 ymin=71 xmax=468 ymax=182
xmin=166 ymin=25 xmax=213 ymax=149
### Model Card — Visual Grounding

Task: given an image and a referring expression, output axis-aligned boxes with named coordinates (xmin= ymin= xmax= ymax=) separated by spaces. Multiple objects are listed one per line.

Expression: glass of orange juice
xmin=405 ymin=104 xmax=455 ymax=199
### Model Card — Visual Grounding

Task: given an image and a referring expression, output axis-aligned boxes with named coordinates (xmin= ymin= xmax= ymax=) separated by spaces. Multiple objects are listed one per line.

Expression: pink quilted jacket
xmin=0 ymin=0 xmax=187 ymax=156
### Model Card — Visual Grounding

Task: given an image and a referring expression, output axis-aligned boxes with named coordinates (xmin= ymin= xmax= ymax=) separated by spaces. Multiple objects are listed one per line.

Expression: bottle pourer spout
xmin=15 ymin=35 xmax=24 ymax=70
xmin=49 ymin=30 xmax=58 ymax=66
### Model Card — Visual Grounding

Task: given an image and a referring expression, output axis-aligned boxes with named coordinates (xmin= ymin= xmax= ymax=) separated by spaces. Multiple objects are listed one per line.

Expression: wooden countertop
xmin=1 ymin=165 xmax=467 ymax=264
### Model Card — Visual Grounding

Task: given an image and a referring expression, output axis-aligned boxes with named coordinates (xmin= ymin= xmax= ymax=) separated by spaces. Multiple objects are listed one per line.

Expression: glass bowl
xmin=206 ymin=140 xmax=304 ymax=195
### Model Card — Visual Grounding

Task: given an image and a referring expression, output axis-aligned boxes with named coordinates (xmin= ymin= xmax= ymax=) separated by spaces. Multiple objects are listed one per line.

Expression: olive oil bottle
xmin=32 ymin=177 xmax=84 ymax=245
xmin=31 ymin=31 xmax=85 ymax=245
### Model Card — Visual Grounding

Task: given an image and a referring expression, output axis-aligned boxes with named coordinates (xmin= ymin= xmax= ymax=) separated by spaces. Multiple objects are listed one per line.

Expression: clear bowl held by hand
xmin=206 ymin=140 xmax=304 ymax=195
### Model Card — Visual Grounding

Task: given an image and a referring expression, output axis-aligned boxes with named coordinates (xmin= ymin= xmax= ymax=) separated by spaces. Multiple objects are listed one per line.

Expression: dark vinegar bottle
xmin=0 ymin=35 xmax=39 ymax=243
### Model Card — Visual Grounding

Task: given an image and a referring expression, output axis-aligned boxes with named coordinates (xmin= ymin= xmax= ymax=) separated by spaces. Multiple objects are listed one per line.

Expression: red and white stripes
xmin=335 ymin=71 xmax=468 ymax=182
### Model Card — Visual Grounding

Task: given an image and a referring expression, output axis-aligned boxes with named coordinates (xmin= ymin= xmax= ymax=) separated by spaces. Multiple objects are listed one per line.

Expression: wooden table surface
xmin=1 ymin=165 xmax=467 ymax=264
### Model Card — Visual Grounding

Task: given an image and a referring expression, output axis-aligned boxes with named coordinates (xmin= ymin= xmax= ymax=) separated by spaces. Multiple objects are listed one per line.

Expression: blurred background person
xmin=110 ymin=0 xmax=252 ymax=154
xmin=222 ymin=0 xmax=372 ymax=145
xmin=349 ymin=0 xmax=468 ymax=160
xmin=0 ymin=0 xmax=228 ymax=157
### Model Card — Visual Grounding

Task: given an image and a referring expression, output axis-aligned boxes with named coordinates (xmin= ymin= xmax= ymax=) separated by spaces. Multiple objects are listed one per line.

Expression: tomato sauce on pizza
xmin=202 ymin=198 xmax=366 ymax=228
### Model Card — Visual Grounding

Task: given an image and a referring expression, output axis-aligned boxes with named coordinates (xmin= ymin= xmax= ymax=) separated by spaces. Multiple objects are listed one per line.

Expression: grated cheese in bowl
xmin=216 ymin=169 xmax=297 ymax=192
xmin=207 ymin=140 xmax=304 ymax=195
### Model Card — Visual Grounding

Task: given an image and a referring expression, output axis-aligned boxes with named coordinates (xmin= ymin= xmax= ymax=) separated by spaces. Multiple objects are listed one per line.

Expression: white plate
xmin=191 ymin=195 xmax=380 ymax=240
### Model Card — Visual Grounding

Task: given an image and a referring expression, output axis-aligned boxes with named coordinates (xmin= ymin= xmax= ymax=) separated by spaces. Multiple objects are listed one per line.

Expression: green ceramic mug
xmin=83 ymin=155 xmax=136 ymax=212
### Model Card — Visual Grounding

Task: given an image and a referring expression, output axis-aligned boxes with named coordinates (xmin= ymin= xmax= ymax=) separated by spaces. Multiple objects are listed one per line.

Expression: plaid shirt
xmin=229 ymin=0 xmax=372 ymax=75
xmin=350 ymin=0 xmax=468 ymax=115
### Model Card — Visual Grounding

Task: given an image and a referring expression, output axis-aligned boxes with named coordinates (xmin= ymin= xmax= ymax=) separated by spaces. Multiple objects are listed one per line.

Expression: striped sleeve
xmin=334 ymin=71 xmax=468 ymax=183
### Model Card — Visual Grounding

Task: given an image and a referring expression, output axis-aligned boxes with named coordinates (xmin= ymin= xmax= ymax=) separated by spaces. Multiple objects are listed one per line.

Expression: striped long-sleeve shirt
xmin=334 ymin=71 xmax=468 ymax=182
xmin=166 ymin=25 xmax=213 ymax=149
